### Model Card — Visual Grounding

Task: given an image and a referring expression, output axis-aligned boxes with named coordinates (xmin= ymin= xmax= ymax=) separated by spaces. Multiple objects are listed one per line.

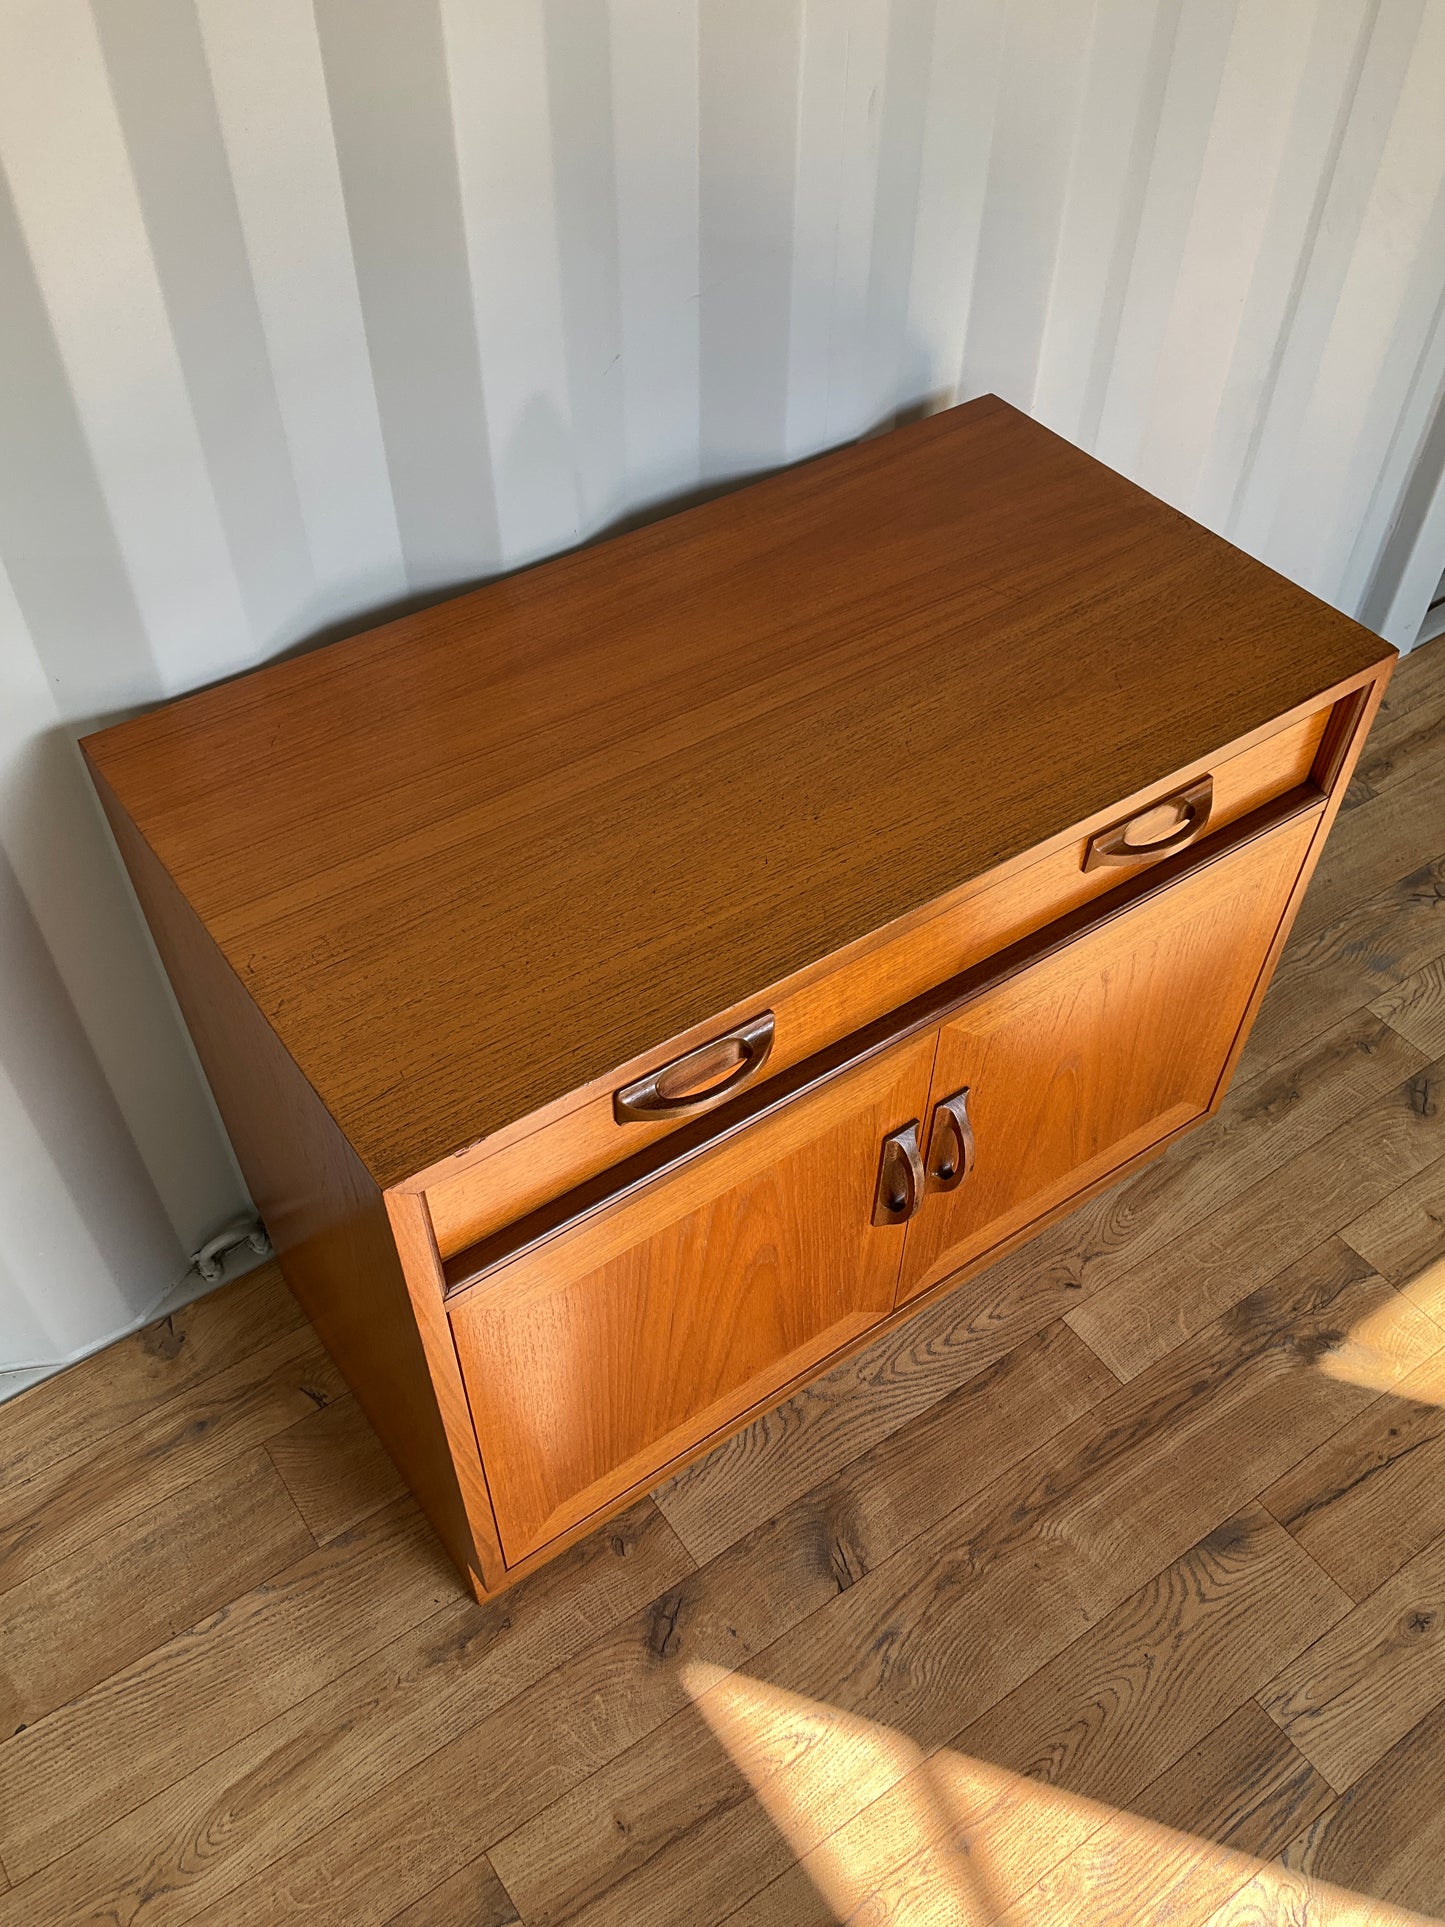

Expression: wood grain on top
xmin=81 ymin=396 xmax=1390 ymax=1182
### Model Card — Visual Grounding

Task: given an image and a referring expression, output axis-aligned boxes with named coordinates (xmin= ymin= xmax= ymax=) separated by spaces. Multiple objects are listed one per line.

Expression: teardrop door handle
xmin=872 ymin=1121 xmax=925 ymax=1226
xmin=925 ymin=1088 xmax=975 ymax=1191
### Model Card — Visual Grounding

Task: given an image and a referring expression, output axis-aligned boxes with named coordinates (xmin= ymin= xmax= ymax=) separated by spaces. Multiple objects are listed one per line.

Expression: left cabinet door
xmin=448 ymin=1031 xmax=937 ymax=1565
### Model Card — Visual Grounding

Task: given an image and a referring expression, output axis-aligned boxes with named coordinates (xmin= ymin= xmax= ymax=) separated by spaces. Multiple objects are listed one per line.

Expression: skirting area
xmin=0 ymin=633 xmax=1442 ymax=1925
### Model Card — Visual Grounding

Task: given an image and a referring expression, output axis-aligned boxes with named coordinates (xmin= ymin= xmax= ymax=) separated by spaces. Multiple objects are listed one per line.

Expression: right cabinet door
xmin=897 ymin=809 xmax=1319 ymax=1306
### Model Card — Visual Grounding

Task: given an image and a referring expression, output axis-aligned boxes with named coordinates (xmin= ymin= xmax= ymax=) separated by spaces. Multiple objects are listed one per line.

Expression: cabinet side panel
xmin=87 ymin=765 xmax=482 ymax=1589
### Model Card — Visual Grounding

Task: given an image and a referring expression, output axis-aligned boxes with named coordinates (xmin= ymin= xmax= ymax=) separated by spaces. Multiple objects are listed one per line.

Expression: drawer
xmin=423 ymin=696 xmax=1333 ymax=1258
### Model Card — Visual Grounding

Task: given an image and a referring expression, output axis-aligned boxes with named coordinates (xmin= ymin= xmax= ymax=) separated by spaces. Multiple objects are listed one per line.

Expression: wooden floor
xmin=3 ymin=638 xmax=1444 ymax=1926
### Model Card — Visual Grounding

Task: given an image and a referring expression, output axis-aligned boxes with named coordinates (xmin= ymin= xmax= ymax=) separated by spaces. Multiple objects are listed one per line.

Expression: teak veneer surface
xmin=81 ymin=396 xmax=1387 ymax=1184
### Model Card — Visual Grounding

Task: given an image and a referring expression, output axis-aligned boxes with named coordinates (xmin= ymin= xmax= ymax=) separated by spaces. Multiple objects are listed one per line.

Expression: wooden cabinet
xmin=82 ymin=396 xmax=1395 ymax=1601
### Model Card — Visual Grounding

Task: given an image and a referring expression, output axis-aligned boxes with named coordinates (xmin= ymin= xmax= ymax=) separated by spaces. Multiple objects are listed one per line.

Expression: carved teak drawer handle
xmin=1083 ymin=774 xmax=1214 ymax=871
xmin=926 ymin=1088 xmax=975 ymax=1192
xmin=873 ymin=1122 xmax=926 ymax=1226
xmin=614 ymin=1011 xmax=776 ymax=1122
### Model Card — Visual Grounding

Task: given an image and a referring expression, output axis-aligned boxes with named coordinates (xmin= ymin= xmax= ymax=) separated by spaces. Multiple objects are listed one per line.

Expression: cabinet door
xmin=897 ymin=810 xmax=1318 ymax=1306
xmin=449 ymin=1031 xmax=936 ymax=1564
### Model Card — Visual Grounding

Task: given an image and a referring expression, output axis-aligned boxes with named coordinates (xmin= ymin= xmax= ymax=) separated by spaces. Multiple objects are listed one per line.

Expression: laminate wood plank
xmin=1290 ymin=757 xmax=1445 ymax=955
xmin=668 ymin=1321 xmax=1115 ymax=1647
xmin=1380 ymin=626 xmax=1445 ymax=704
xmin=718 ymin=1693 xmax=1120 ymax=1927
xmin=652 ymin=1240 xmax=1119 ymax=1566
xmin=183 ymin=1777 xmax=520 ymax=1927
xmin=1194 ymin=1868 xmax=1434 ymax=1926
xmin=0 ymin=1446 xmax=311 ymax=1741
xmin=1281 ymin=1692 xmax=1445 ymax=1916
xmin=1126 ymin=1702 xmax=1334 ymax=1861
xmin=1372 ymin=956 xmax=1445 ymax=1063
xmin=1231 ymin=895 xmax=1438 ymax=1095
xmin=1006 ymin=1749 xmax=1432 ymax=1926
xmin=0 ymin=1497 xmax=456 ymax=1882
xmin=1248 ymin=852 xmax=1445 ymax=1070
xmin=83 ymin=398 xmax=1387 ymax=1185
xmin=1259 ymin=1531 xmax=1445 ymax=1794
xmin=389 ymin=1350 xmax=1132 ymax=1922
xmin=1367 ymin=1238 xmax=1444 ymax=1328
xmin=203 ymin=1610 xmax=725 ymax=1925
xmin=488 ymin=1241 xmax=1417 ymax=1927
xmin=957 ymin=1507 xmax=1347 ymax=1812
xmin=725 ymin=1516 xmax=1344 ymax=1927
xmin=1261 ymin=1351 xmax=1445 ymax=1601
xmin=265 ymin=1391 xmax=406 ymax=1544
xmin=1340 ymin=1152 xmax=1445 ymax=1292
xmin=190 ymin=1322 xmax=1113 ymax=1927
xmin=179 ymin=1619 xmax=703 ymax=1927
xmin=946 ymin=1008 xmax=1422 ymax=1324
xmin=387 ymin=1860 xmax=518 ymax=1927
xmin=732 ymin=1725 xmax=1381 ymax=1927
xmin=1345 ymin=634 xmax=1445 ymax=806
xmin=0 ymin=1324 xmax=341 ymax=1591
xmin=1015 ymin=1828 xmax=1435 ymax=1925
xmin=0 ymin=1264 xmax=304 ymax=1492
xmin=995 ymin=1823 xmax=1263 ymax=1923
xmin=0 ymin=1499 xmax=690 ymax=1923
xmin=1067 ymin=1059 xmax=1445 ymax=1381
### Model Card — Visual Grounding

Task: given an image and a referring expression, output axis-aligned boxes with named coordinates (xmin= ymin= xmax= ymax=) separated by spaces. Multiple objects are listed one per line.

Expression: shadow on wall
xmin=0 ymin=834 xmax=181 ymax=1365
xmin=146 ymin=386 xmax=955 ymax=710
xmin=1362 ymin=385 xmax=1445 ymax=647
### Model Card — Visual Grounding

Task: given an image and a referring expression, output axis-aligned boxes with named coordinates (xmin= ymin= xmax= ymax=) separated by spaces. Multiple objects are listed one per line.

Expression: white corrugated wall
xmin=2 ymin=0 xmax=1443 ymax=1379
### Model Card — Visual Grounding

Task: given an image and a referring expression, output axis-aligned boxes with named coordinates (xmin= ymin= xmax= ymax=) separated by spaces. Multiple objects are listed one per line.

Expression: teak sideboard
xmin=83 ymin=397 xmax=1395 ymax=1600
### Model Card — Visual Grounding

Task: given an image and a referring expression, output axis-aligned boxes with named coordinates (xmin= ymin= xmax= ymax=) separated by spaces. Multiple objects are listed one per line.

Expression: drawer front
xmin=897 ymin=804 xmax=1321 ymax=1305
xmin=448 ymin=1031 xmax=936 ymax=1565
xmin=426 ymin=700 xmax=1331 ymax=1258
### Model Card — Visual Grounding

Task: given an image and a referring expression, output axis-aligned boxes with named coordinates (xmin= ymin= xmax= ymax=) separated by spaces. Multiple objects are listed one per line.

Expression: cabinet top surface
xmin=84 ymin=397 xmax=1390 ymax=1185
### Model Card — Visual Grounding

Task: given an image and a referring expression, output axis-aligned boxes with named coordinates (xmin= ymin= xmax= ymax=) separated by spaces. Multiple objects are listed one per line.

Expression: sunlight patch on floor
xmin=1317 ymin=1258 xmax=1445 ymax=1398
xmin=683 ymin=1662 xmax=1438 ymax=1924
xmin=1397 ymin=1256 xmax=1445 ymax=1335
